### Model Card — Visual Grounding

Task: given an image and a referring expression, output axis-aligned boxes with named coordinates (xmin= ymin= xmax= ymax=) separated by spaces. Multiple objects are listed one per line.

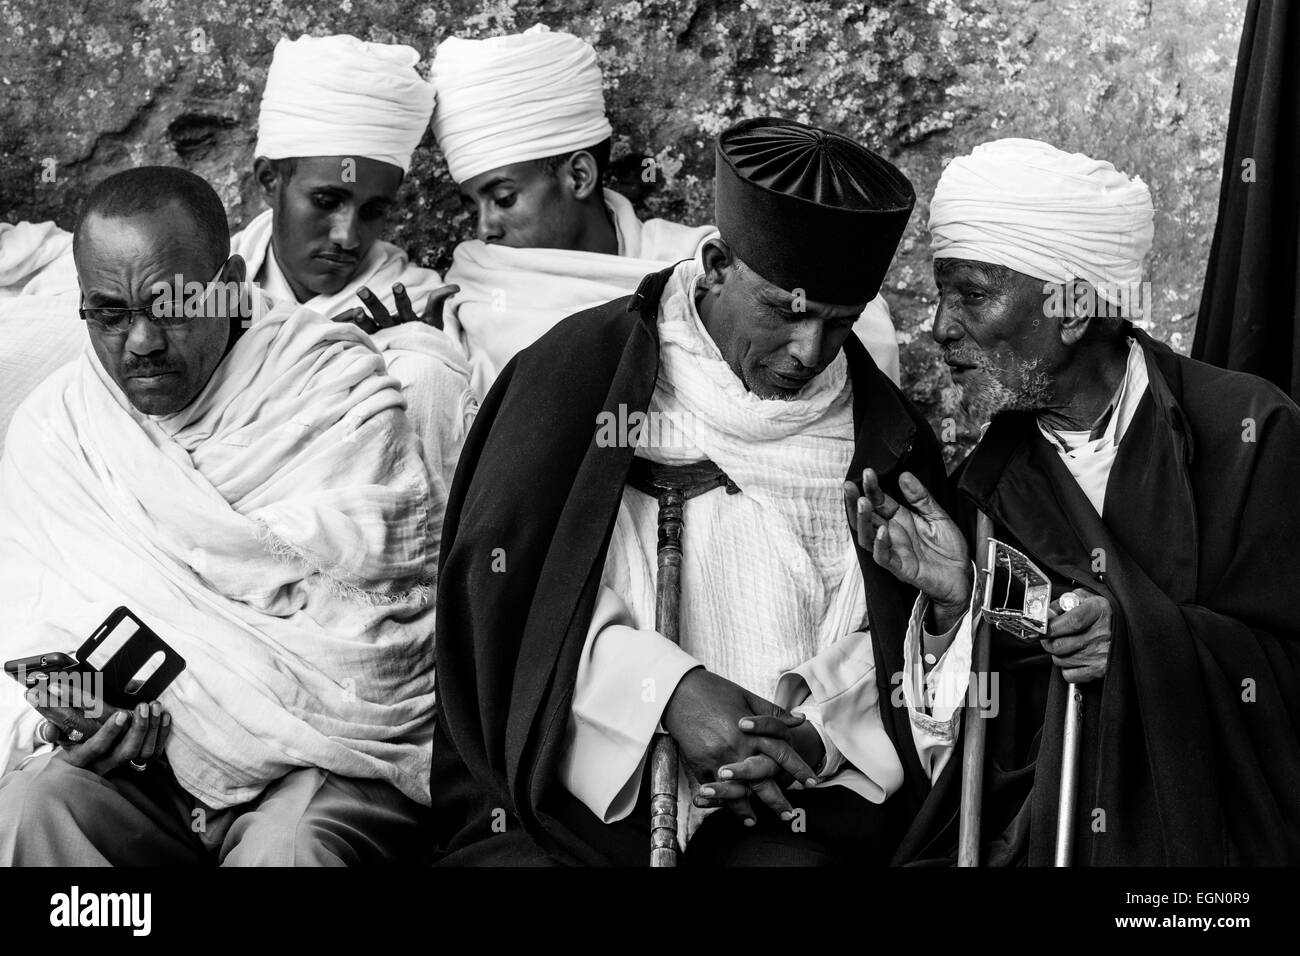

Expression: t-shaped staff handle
xmin=626 ymin=457 xmax=737 ymax=868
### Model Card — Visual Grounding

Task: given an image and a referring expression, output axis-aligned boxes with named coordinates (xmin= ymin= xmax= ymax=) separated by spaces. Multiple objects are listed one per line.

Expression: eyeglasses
xmin=79 ymin=261 xmax=230 ymax=336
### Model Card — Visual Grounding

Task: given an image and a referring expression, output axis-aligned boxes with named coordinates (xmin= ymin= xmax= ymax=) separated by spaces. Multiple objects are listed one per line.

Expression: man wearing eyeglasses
xmin=77 ymin=243 xmax=248 ymax=419
xmin=0 ymin=166 xmax=437 ymax=866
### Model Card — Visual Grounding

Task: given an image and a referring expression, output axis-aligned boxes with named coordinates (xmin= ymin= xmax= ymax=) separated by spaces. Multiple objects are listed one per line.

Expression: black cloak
xmin=895 ymin=327 xmax=1300 ymax=866
xmin=428 ymin=265 xmax=948 ymax=865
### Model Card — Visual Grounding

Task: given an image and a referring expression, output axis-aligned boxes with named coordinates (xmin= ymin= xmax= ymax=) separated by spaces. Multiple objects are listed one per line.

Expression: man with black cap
xmin=429 ymin=118 xmax=966 ymax=865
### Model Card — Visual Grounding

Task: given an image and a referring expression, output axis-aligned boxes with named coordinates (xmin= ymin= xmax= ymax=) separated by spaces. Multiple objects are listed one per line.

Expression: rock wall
xmin=0 ymin=0 xmax=1244 ymax=458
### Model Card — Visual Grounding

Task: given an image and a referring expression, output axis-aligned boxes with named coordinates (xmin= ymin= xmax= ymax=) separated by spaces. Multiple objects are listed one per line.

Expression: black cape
xmin=429 ymin=265 xmax=948 ymax=865
xmin=895 ymin=327 xmax=1300 ymax=866
xmin=1192 ymin=0 xmax=1300 ymax=401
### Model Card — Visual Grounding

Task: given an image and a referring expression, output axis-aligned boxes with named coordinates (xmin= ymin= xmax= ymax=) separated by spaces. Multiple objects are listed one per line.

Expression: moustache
xmin=122 ymin=361 xmax=182 ymax=377
xmin=943 ymin=346 xmax=986 ymax=368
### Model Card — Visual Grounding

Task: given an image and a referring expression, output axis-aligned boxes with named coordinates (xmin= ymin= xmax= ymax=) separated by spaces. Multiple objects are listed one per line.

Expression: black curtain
xmin=1192 ymin=0 xmax=1300 ymax=399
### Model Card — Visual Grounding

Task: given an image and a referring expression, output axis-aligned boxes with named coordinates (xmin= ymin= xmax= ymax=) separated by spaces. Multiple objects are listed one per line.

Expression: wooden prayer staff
xmin=626 ymin=457 xmax=735 ymax=868
xmin=957 ymin=510 xmax=995 ymax=867
xmin=646 ymin=484 xmax=684 ymax=869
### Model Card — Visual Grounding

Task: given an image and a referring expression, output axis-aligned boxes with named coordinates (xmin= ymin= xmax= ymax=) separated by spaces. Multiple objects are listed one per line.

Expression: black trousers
xmin=683 ymin=785 xmax=903 ymax=867
xmin=435 ymin=769 xmax=907 ymax=866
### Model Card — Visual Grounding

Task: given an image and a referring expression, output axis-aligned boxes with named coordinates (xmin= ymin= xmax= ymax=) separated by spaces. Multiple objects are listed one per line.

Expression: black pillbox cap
xmin=714 ymin=116 xmax=916 ymax=305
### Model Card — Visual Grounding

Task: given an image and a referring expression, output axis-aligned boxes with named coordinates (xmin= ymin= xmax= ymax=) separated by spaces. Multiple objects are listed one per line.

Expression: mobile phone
xmin=2 ymin=607 xmax=185 ymax=710
xmin=3 ymin=652 xmax=89 ymax=690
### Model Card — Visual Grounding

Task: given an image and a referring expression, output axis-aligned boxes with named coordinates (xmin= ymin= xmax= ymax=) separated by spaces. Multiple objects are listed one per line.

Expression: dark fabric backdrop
xmin=1192 ymin=0 xmax=1300 ymax=398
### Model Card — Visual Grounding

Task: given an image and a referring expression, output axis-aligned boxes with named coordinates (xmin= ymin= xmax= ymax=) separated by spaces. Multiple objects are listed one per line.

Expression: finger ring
xmin=1059 ymin=592 xmax=1081 ymax=612
xmin=65 ymin=728 xmax=85 ymax=744
xmin=128 ymin=760 xmax=148 ymax=772
xmin=37 ymin=721 xmax=61 ymax=744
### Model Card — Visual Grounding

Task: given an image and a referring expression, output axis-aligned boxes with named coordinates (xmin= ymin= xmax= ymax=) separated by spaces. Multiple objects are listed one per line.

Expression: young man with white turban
xmin=234 ymin=34 xmax=476 ymax=487
xmin=429 ymin=118 xmax=964 ymax=866
xmin=0 ymin=167 xmax=437 ymax=866
xmin=854 ymin=138 xmax=1300 ymax=865
xmin=418 ymin=25 xmax=902 ymax=399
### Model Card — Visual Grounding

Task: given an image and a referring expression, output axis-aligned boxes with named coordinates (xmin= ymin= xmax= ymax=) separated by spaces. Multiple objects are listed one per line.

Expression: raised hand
xmin=846 ymin=469 xmax=972 ymax=623
xmin=332 ymin=281 xmax=459 ymax=333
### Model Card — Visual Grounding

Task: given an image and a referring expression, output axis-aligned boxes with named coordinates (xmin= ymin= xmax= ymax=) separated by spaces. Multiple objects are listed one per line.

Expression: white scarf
xmin=0 ymin=221 xmax=74 ymax=296
xmin=231 ymin=209 xmax=475 ymax=486
xmin=231 ymin=209 xmax=449 ymax=320
xmin=0 ymin=305 xmax=437 ymax=807
xmin=0 ymin=221 xmax=83 ymax=451
xmin=602 ymin=260 xmax=865 ymax=698
xmin=1038 ymin=337 xmax=1149 ymax=514
xmin=443 ymin=189 xmax=718 ymax=399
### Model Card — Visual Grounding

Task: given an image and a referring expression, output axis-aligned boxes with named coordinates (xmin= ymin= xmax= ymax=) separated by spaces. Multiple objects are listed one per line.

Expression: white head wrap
xmin=254 ymin=35 xmax=436 ymax=174
xmin=928 ymin=138 xmax=1154 ymax=305
xmin=430 ymin=24 xmax=613 ymax=184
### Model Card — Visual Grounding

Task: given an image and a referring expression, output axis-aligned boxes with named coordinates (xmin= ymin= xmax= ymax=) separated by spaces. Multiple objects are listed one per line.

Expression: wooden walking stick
xmin=626 ymin=457 xmax=736 ymax=868
xmin=958 ymin=510 xmax=995 ymax=866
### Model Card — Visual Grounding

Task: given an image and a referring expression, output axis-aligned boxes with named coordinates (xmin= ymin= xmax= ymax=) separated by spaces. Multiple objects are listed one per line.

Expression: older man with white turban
xmin=233 ymin=33 xmax=476 ymax=491
xmin=416 ymin=24 xmax=901 ymax=399
xmin=848 ymin=138 xmax=1300 ymax=865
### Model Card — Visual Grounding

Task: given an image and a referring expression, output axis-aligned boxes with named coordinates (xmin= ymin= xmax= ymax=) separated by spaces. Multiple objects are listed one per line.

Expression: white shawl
xmin=592 ymin=260 xmax=893 ymax=839
xmin=0 ymin=305 xmax=437 ymax=807
xmin=603 ymin=260 xmax=866 ymax=698
xmin=231 ymin=209 xmax=477 ymax=489
xmin=231 ymin=209 xmax=449 ymax=322
xmin=443 ymin=190 xmax=902 ymax=398
xmin=0 ymin=221 xmax=84 ymax=453
xmin=443 ymin=189 xmax=718 ymax=399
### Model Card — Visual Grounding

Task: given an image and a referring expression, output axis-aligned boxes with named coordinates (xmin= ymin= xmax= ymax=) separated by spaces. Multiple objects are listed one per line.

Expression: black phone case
xmin=75 ymin=607 xmax=186 ymax=708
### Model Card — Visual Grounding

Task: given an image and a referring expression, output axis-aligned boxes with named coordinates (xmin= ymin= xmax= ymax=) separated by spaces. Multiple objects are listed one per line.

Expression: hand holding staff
xmin=1045 ymin=588 xmax=1111 ymax=866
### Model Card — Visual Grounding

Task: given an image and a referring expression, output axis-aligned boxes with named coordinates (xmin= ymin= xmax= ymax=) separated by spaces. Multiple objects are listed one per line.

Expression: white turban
xmin=430 ymin=24 xmax=613 ymax=184
xmin=928 ymin=138 xmax=1154 ymax=306
xmin=254 ymin=35 xmax=436 ymax=174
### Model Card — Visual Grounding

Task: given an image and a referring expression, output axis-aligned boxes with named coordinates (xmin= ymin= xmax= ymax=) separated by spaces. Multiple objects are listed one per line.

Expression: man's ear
xmin=698 ymin=238 xmax=735 ymax=294
xmin=253 ymin=157 xmax=279 ymax=202
xmin=222 ymin=254 xmax=254 ymax=331
xmin=1058 ymin=278 xmax=1097 ymax=347
xmin=223 ymin=254 xmax=247 ymax=285
xmin=565 ymin=150 xmax=602 ymax=201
